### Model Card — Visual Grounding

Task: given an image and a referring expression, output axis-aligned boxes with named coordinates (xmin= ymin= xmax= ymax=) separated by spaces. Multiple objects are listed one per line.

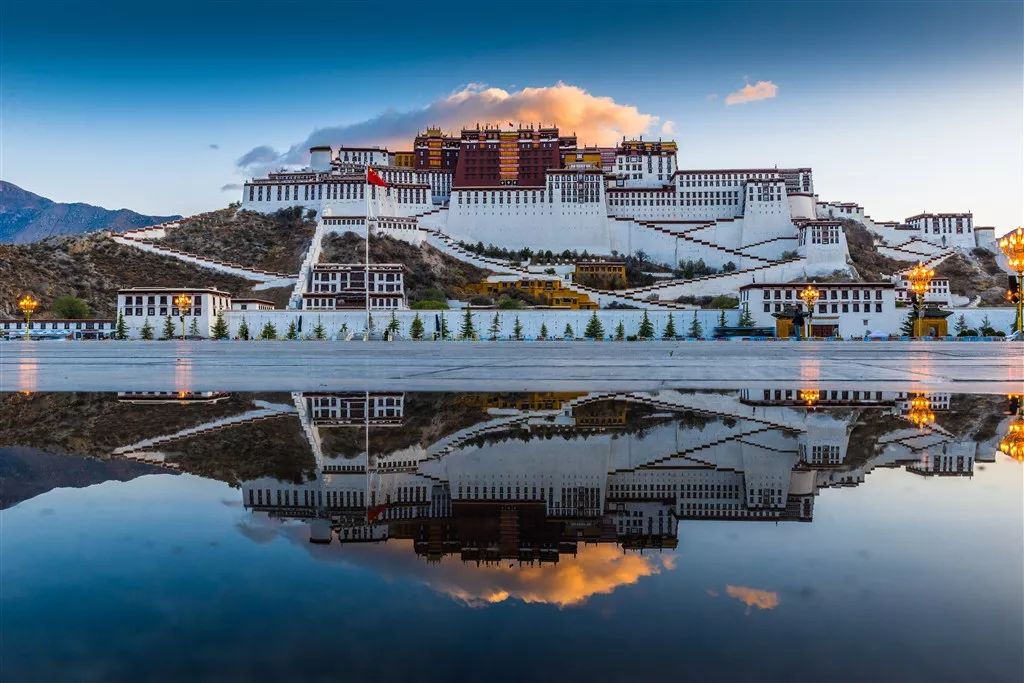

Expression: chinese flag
xmin=366 ymin=167 xmax=388 ymax=187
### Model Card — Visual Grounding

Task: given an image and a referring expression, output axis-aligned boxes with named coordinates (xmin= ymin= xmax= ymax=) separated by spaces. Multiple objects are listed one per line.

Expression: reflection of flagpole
xmin=364 ymin=175 xmax=371 ymax=341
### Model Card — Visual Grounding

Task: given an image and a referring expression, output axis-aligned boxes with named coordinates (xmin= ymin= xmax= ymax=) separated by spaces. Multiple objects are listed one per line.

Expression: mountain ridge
xmin=0 ymin=180 xmax=180 ymax=243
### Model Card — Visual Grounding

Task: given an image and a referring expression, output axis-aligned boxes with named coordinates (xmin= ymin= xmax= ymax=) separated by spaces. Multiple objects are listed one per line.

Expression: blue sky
xmin=2 ymin=0 xmax=1021 ymax=228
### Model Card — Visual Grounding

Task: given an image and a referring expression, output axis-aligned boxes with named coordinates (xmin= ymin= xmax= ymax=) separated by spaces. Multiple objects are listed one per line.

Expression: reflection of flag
xmin=366 ymin=167 xmax=387 ymax=187
xmin=367 ymin=504 xmax=387 ymax=523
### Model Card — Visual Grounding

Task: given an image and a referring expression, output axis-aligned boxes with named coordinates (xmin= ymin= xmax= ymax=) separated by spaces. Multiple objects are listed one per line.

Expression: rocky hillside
xmin=0 ymin=181 xmax=179 ymax=244
xmin=321 ymin=231 xmax=489 ymax=301
xmin=160 ymin=206 xmax=315 ymax=274
xmin=843 ymin=219 xmax=1006 ymax=304
xmin=0 ymin=232 xmax=267 ymax=318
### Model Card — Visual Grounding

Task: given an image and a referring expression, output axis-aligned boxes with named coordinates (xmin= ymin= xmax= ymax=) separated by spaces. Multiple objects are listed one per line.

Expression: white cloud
xmin=725 ymin=80 xmax=779 ymax=106
xmin=236 ymin=83 xmax=662 ymax=175
xmin=660 ymin=120 xmax=676 ymax=135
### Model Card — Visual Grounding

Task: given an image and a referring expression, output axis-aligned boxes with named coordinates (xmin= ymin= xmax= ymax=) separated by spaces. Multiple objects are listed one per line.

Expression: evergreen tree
xmin=688 ymin=311 xmax=703 ymax=339
xmin=488 ymin=312 xmax=501 ymax=340
xmin=718 ymin=309 xmax=727 ymax=328
xmin=312 ymin=317 xmax=326 ymax=340
xmin=212 ymin=313 xmax=229 ymax=340
xmin=512 ymin=316 xmax=523 ymax=341
xmin=189 ymin=318 xmax=201 ymax=337
xmin=459 ymin=307 xmax=476 ymax=340
xmin=563 ymin=322 xmax=575 ymax=340
xmin=115 ymin=313 xmax=128 ymax=340
xmin=953 ymin=313 xmax=968 ymax=335
xmin=900 ymin=310 xmax=916 ymax=336
xmin=387 ymin=311 xmax=400 ymax=339
xmin=637 ymin=311 xmax=655 ymax=339
xmin=439 ymin=312 xmax=450 ymax=340
xmin=237 ymin=317 xmax=250 ymax=341
xmin=410 ymin=313 xmax=425 ymax=340
xmin=980 ymin=314 xmax=994 ymax=335
xmin=614 ymin=320 xmax=625 ymax=341
xmin=338 ymin=323 xmax=349 ymax=340
xmin=539 ymin=322 xmax=549 ymax=340
xmin=140 ymin=318 xmax=154 ymax=341
xmin=663 ymin=313 xmax=678 ymax=339
xmin=259 ymin=321 xmax=277 ymax=340
xmin=285 ymin=320 xmax=298 ymax=340
xmin=584 ymin=312 xmax=605 ymax=339
xmin=738 ymin=302 xmax=754 ymax=327
xmin=161 ymin=315 xmax=176 ymax=340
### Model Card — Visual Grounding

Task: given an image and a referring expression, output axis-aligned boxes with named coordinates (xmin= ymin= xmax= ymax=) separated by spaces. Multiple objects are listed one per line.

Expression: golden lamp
xmin=906 ymin=394 xmax=935 ymax=430
xmin=998 ymin=226 xmax=1024 ymax=333
xmin=798 ymin=284 xmax=820 ymax=338
xmin=173 ymin=294 xmax=191 ymax=340
xmin=905 ymin=262 xmax=935 ymax=338
xmin=17 ymin=294 xmax=39 ymax=339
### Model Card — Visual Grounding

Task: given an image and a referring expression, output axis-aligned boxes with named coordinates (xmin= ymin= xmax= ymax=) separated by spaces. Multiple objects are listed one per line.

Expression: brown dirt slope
xmin=0 ymin=232 xmax=272 ymax=318
xmin=935 ymin=250 xmax=1006 ymax=305
xmin=320 ymin=231 xmax=489 ymax=301
xmin=160 ymin=206 xmax=315 ymax=274
xmin=842 ymin=220 xmax=911 ymax=281
xmin=0 ymin=392 xmax=258 ymax=457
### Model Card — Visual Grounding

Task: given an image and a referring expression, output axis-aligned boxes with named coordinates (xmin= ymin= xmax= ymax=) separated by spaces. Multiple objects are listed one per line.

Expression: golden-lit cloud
xmin=724 ymin=584 xmax=780 ymax=611
xmin=237 ymin=83 xmax=662 ymax=174
xmin=433 ymin=544 xmax=675 ymax=608
xmin=724 ymin=80 xmax=779 ymax=106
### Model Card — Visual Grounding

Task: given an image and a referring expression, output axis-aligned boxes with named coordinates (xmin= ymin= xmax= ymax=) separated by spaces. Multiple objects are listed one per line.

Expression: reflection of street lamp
xmin=798 ymin=284 xmax=820 ymax=339
xmin=173 ymin=294 xmax=191 ymax=341
xmin=999 ymin=415 xmax=1024 ymax=462
xmin=17 ymin=294 xmax=39 ymax=340
xmin=798 ymin=389 xmax=820 ymax=407
xmin=906 ymin=263 xmax=935 ymax=338
xmin=997 ymin=226 xmax=1024 ymax=333
xmin=907 ymin=393 xmax=935 ymax=430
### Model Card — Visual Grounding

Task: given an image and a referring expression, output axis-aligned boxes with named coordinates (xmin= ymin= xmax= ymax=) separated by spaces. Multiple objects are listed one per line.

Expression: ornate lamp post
xmin=173 ymin=294 xmax=192 ymax=341
xmin=17 ymin=294 xmax=39 ymax=340
xmin=906 ymin=262 xmax=935 ymax=338
xmin=798 ymin=284 xmax=820 ymax=339
xmin=998 ymin=405 xmax=1024 ymax=462
xmin=906 ymin=393 xmax=935 ymax=430
xmin=997 ymin=226 xmax=1024 ymax=334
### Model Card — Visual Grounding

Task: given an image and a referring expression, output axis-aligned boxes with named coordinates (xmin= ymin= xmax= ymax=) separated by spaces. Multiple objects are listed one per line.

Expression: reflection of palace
xmin=235 ymin=388 xmax=979 ymax=555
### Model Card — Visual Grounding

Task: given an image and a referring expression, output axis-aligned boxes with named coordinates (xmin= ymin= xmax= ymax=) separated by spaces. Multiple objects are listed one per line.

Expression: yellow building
xmin=466 ymin=278 xmax=598 ymax=310
xmin=562 ymin=149 xmax=604 ymax=169
xmin=574 ymin=260 xmax=627 ymax=288
xmin=393 ymin=151 xmax=415 ymax=168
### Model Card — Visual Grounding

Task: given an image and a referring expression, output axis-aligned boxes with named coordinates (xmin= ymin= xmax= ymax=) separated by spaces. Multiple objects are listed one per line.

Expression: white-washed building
xmin=738 ymin=281 xmax=900 ymax=338
xmin=117 ymin=287 xmax=232 ymax=337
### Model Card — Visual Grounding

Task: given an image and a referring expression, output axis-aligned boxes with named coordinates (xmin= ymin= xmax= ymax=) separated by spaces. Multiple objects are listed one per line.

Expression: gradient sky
xmin=2 ymin=1 xmax=1021 ymax=229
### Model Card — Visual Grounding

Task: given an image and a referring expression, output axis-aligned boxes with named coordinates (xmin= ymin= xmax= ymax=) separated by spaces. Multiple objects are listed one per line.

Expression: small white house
xmin=117 ymin=287 xmax=232 ymax=338
xmin=231 ymin=298 xmax=276 ymax=312
xmin=739 ymin=281 xmax=900 ymax=338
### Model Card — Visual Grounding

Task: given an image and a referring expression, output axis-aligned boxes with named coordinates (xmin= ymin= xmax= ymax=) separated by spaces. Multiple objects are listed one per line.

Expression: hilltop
xmin=0 ymin=181 xmax=179 ymax=244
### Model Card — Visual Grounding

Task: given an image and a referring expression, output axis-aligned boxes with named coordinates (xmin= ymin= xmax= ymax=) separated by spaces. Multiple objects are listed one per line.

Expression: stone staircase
xmin=288 ymin=221 xmax=330 ymax=309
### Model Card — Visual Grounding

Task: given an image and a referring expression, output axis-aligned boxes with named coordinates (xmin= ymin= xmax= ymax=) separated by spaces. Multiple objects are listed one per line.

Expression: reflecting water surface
xmin=2 ymin=389 xmax=1022 ymax=682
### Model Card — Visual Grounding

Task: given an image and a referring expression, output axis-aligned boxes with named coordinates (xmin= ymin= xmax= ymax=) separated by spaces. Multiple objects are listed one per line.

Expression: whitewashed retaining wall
xmin=221 ymin=308 xmax=738 ymax=341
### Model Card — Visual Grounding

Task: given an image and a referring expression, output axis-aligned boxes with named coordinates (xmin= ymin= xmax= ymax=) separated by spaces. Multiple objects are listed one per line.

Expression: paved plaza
xmin=1 ymin=340 xmax=1020 ymax=393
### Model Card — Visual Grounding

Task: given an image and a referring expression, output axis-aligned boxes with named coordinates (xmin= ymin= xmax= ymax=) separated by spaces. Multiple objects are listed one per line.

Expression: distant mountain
xmin=0 ymin=180 xmax=180 ymax=243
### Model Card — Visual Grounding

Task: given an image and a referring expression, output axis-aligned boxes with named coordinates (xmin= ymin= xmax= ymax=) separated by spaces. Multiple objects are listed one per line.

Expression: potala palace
xmin=86 ymin=123 xmax=1013 ymax=341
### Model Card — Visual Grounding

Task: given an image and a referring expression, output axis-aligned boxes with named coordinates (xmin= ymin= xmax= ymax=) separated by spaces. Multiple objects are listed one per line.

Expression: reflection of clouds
xmin=435 ymin=545 xmax=675 ymax=608
xmin=246 ymin=521 xmax=675 ymax=608
xmin=724 ymin=585 xmax=780 ymax=612
xmin=235 ymin=512 xmax=285 ymax=545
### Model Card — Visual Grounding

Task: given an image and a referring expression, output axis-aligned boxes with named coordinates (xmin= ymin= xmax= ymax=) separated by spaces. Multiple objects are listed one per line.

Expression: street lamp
xmin=17 ymin=294 xmax=39 ymax=340
xmin=798 ymin=389 xmax=820 ymax=407
xmin=997 ymin=226 xmax=1024 ymax=334
xmin=173 ymin=294 xmax=191 ymax=341
xmin=905 ymin=262 xmax=935 ymax=338
xmin=798 ymin=284 xmax=820 ymax=339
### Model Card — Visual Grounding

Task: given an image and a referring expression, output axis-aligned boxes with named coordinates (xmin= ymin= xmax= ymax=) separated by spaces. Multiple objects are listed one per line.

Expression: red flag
xmin=366 ymin=167 xmax=387 ymax=187
xmin=366 ymin=504 xmax=387 ymax=523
